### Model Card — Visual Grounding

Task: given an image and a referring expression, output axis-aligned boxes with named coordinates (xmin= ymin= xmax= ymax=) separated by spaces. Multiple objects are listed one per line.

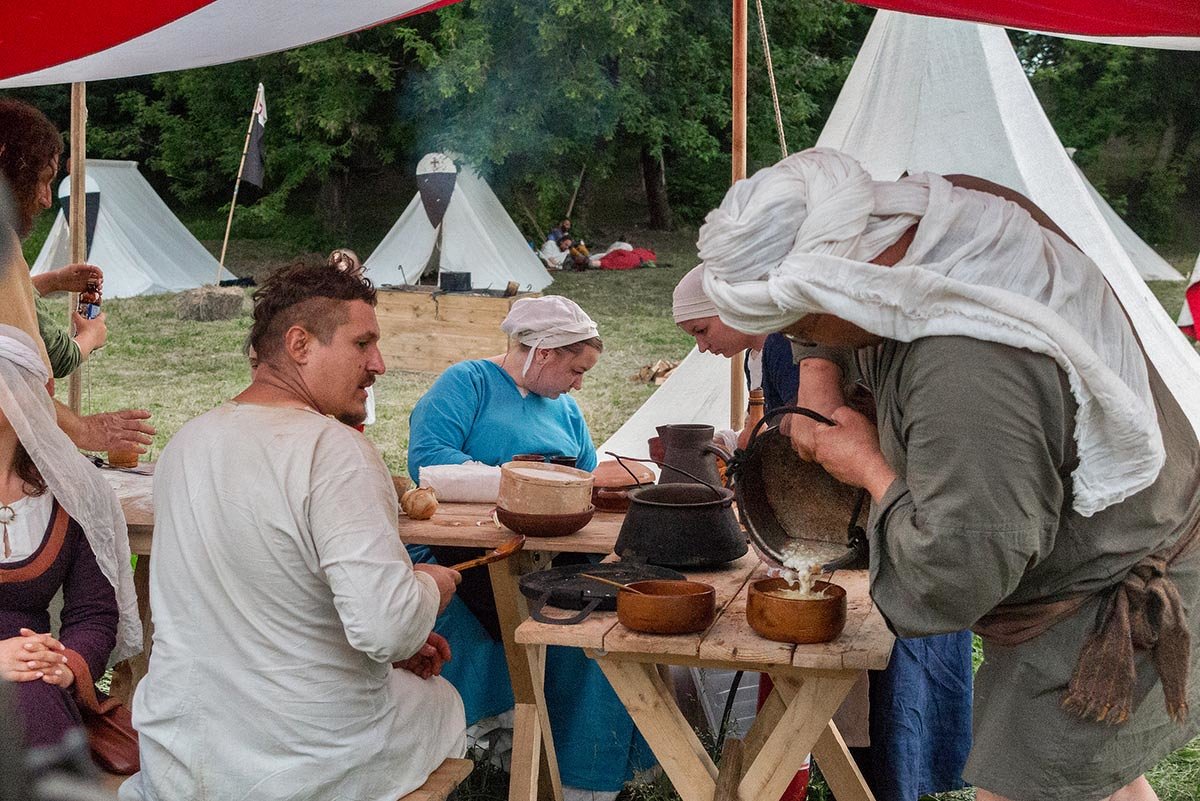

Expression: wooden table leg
xmin=812 ymin=720 xmax=877 ymax=801
xmin=741 ymin=684 xmax=785 ymax=767
xmin=593 ymin=656 xmax=718 ymax=801
xmin=109 ymin=554 xmax=151 ymax=706
xmin=489 ymin=554 xmax=563 ymax=801
xmin=738 ymin=672 xmax=860 ymax=801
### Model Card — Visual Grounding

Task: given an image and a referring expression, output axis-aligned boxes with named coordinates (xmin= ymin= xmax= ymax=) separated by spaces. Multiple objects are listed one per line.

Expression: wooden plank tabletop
xmin=104 ymin=465 xmax=621 ymax=554
xmin=519 ymin=545 xmax=894 ymax=672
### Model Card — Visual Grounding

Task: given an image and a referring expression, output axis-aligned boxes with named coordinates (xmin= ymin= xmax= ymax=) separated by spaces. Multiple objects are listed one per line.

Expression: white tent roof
xmin=31 ymin=159 xmax=232 ymax=298
xmin=364 ymin=154 xmax=553 ymax=293
xmin=819 ymin=10 xmax=1200 ymax=436
xmin=817 ymin=11 xmax=1182 ymax=282
xmin=597 ymin=347 xmax=731 ymax=475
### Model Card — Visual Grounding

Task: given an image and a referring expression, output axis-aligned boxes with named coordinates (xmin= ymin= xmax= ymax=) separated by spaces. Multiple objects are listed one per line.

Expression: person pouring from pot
xmin=405 ymin=295 xmax=654 ymax=801
xmin=672 ymin=264 xmax=973 ymax=801
xmin=697 ymin=147 xmax=1200 ymax=801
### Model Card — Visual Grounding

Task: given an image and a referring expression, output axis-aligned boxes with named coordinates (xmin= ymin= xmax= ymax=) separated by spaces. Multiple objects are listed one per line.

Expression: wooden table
xmin=104 ymin=466 xmax=619 ymax=801
xmin=516 ymin=552 xmax=894 ymax=801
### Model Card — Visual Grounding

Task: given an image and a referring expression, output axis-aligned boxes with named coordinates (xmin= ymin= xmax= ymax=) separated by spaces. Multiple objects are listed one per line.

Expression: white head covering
xmin=500 ymin=296 xmax=599 ymax=376
xmin=0 ymin=325 xmax=141 ymax=660
xmin=672 ymin=266 xmax=719 ymax=324
xmin=700 ymin=148 xmax=1161 ymax=517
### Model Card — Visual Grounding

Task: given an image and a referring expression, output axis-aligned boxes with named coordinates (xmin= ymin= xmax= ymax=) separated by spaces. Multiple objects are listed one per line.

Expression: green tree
xmin=1016 ymin=34 xmax=1200 ymax=246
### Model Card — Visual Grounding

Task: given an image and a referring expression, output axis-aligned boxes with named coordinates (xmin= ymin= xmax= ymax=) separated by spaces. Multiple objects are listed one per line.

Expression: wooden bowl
xmin=746 ymin=578 xmax=847 ymax=644
xmin=617 ymin=580 xmax=716 ymax=635
xmin=495 ymin=505 xmax=595 ymax=538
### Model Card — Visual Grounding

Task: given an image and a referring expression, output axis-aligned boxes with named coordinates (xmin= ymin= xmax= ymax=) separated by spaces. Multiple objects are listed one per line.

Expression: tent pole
xmin=729 ymin=0 xmax=748 ymax=431
xmin=216 ymin=101 xmax=257 ymax=282
xmin=67 ymin=82 xmax=86 ymax=415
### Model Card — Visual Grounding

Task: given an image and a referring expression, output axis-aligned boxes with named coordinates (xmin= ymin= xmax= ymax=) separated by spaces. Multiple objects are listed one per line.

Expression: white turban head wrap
xmin=0 ymin=325 xmax=141 ymax=661
xmin=698 ymin=147 xmax=1165 ymax=517
xmin=672 ymin=266 xmax=719 ymax=324
xmin=500 ymin=296 xmax=599 ymax=375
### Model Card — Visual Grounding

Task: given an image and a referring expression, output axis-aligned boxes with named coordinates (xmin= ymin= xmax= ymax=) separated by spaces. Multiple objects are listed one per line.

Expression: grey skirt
xmin=966 ymin=541 xmax=1200 ymax=801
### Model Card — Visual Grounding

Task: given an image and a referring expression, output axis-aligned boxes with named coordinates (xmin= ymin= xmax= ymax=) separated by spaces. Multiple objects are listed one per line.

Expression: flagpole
xmin=68 ymin=82 xmax=87 ymax=415
xmin=729 ymin=0 xmax=748 ymax=431
xmin=216 ymin=96 xmax=259 ymax=283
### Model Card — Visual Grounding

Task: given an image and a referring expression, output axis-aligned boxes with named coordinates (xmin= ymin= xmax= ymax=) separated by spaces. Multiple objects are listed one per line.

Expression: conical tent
xmin=818 ymin=11 xmax=1182 ymax=282
xmin=31 ymin=160 xmax=233 ymax=298
xmin=364 ymin=154 xmax=553 ymax=292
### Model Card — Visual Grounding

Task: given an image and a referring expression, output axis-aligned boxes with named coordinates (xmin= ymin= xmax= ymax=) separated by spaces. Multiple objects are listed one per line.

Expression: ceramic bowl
xmin=617 ymin=580 xmax=716 ymax=635
xmin=495 ymin=505 xmax=595 ymax=538
xmin=746 ymin=578 xmax=847 ymax=644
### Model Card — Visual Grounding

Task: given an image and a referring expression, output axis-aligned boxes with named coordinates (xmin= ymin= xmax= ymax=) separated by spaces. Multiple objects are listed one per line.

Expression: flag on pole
xmin=1177 ymin=254 xmax=1200 ymax=338
xmin=242 ymin=83 xmax=267 ymax=189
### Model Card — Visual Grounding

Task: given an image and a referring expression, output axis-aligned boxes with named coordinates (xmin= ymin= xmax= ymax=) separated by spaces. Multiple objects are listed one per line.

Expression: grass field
xmin=48 ymin=231 xmax=1200 ymax=800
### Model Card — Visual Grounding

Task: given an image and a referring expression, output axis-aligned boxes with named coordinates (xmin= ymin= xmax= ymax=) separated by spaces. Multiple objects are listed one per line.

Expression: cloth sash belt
xmin=974 ymin=520 xmax=1200 ymax=726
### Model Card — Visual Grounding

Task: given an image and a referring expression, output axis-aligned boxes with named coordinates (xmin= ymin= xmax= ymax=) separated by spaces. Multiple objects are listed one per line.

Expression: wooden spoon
xmin=580 ymin=573 xmax=647 ymax=595
xmin=449 ymin=535 xmax=526 ymax=572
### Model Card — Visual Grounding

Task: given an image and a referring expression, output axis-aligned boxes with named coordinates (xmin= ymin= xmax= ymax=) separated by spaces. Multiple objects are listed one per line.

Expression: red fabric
xmin=598 ymin=247 xmax=656 ymax=270
xmin=853 ymin=0 xmax=1200 ymax=37
xmin=0 ymin=0 xmax=463 ymax=83
xmin=1182 ymin=281 xmax=1200 ymax=339
xmin=0 ymin=1 xmax=216 ymax=80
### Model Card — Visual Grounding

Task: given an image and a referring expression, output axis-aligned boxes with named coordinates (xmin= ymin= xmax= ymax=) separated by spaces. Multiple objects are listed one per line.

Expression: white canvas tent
xmin=31 ymin=159 xmax=233 ymax=298
xmin=817 ymin=11 xmax=1182 ymax=282
xmin=364 ymin=154 xmax=553 ymax=293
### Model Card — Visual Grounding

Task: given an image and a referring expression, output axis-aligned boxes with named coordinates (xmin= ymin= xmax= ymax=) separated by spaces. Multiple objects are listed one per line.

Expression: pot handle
xmin=744 ymin=405 xmax=836 ymax=450
xmin=528 ymin=594 xmax=603 ymax=626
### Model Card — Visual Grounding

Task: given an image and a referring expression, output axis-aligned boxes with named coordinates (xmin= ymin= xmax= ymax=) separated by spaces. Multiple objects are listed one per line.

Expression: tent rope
xmin=754 ymin=0 xmax=788 ymax=159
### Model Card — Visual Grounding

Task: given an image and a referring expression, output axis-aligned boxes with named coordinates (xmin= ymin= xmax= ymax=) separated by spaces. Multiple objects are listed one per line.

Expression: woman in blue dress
xmin=407 ymin=296 xmax=653 ymax=801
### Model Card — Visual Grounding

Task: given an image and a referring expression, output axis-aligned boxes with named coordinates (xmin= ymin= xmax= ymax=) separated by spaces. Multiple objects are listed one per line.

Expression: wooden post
xmin=216 ymin=100 xmax=258 ymax=282
xmin=729 ymin=0 xmax=748 ymax=431
xmin=67 ymin=83 xmax=86 ymax=415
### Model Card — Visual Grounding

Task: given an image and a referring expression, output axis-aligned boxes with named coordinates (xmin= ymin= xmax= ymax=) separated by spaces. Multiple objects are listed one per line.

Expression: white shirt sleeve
xmin=308 ymin=429 xmax=441 ymax=663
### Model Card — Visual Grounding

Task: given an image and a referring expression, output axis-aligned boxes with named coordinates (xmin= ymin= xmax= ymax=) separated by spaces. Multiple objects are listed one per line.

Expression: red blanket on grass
xmin=598 ymin=247 xmax=656 ymax=270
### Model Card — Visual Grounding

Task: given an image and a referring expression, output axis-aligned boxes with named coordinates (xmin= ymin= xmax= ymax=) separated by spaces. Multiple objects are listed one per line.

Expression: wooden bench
xmin=399 ymin=757 xmax=473 ymax=801
xmin=100 ymin=757 xmax=472 ymax=801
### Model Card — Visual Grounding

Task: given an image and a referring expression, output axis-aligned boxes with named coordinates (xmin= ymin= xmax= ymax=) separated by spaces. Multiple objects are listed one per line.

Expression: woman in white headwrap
xmin=699 ymin=148 xmax=1200 ymax=801
xmin=406 ymin=296 xmax=654 ymax=801
xmin=0 ymin=324 xmax=139 ymax=750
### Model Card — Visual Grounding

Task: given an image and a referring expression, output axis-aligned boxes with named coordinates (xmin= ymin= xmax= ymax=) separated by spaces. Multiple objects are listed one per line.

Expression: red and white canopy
xmin=0 ymin=0 xmax=460 ymax=88
xmin=0 ymin=0 xmax=1196 ymax=88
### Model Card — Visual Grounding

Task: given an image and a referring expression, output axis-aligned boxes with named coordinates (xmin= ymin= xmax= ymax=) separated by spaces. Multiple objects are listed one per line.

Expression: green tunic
xmin=35 ymin=296 xmax=81 ymax=379
xmin=852 ymin=336 xmax=1200 ymax=800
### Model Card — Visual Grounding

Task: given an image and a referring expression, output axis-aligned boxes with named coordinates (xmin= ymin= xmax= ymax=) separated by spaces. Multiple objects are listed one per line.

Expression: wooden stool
xmin=398 ymin=757 xmax=473 ymax=801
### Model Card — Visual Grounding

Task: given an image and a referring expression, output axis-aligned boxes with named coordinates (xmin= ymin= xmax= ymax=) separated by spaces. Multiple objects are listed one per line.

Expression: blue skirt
xmin=852 ymin=631 xmax=974 ymax=801
xmin=408 ymin=545 xmax=655 ymax=791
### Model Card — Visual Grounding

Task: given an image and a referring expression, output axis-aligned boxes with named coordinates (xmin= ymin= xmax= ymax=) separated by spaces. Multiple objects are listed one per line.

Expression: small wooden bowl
xmin=617 ymin=580 xmax=716 ymax=635
xmin=495 ymin=505 xmax=595 ymax=538
xmin=746 ymin=578 xmax=847 ymax=644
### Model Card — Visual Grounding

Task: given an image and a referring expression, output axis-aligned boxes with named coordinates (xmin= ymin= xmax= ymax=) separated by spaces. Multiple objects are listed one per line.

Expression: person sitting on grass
xmin=0 ymin=324 xmax=140 ymax=752
xmin=122 ymin=260 xmax=465 ymax=801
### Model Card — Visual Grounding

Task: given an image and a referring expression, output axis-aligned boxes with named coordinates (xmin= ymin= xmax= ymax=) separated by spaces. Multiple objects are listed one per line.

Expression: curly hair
xmin=248 ymin=259 xmax=377 ymax=362
xmin=0 ymin=97 xmax=63 ymax=208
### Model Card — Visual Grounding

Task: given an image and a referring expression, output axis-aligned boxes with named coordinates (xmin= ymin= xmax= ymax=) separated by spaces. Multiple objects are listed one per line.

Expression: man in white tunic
xmin=122 ymin=260 xmax=466 ymax=801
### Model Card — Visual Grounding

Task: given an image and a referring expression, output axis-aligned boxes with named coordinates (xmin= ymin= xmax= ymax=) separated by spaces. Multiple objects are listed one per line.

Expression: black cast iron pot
xmin=614 ymin=482 xmax=748 ymax=568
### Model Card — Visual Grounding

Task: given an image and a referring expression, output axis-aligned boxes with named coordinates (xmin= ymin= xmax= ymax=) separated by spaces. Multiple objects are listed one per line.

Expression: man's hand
xmin=32 ymin=264 xmax=103 ymax=296
xmin=413 ymin=563 xmax=461 ymax=615
xmin=810 ymin=406 xmax=897 ymax=502
xmin=72 ymin=309 xmax=108 ymax=356
xmin=393 ymin=633 xmax=452 ymax=680
xmin=77 ymin=409 xmax=155 ymax=454
xmin=0 ymin=630 xmax=67 ymax=683
xmin=782 ymin=358 xmax=845 ymax=460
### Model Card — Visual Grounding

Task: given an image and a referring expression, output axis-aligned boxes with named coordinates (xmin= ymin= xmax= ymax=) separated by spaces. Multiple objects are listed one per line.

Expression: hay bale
xmin=176 ymin=286 xmax=245 ymax=321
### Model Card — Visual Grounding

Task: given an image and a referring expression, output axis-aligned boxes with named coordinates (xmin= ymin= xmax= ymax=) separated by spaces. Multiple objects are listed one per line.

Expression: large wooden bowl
xmin=746 ymin=578 xmax=846 ymax=644
xmin=617 ymin=580 xmax=716 ymax=635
